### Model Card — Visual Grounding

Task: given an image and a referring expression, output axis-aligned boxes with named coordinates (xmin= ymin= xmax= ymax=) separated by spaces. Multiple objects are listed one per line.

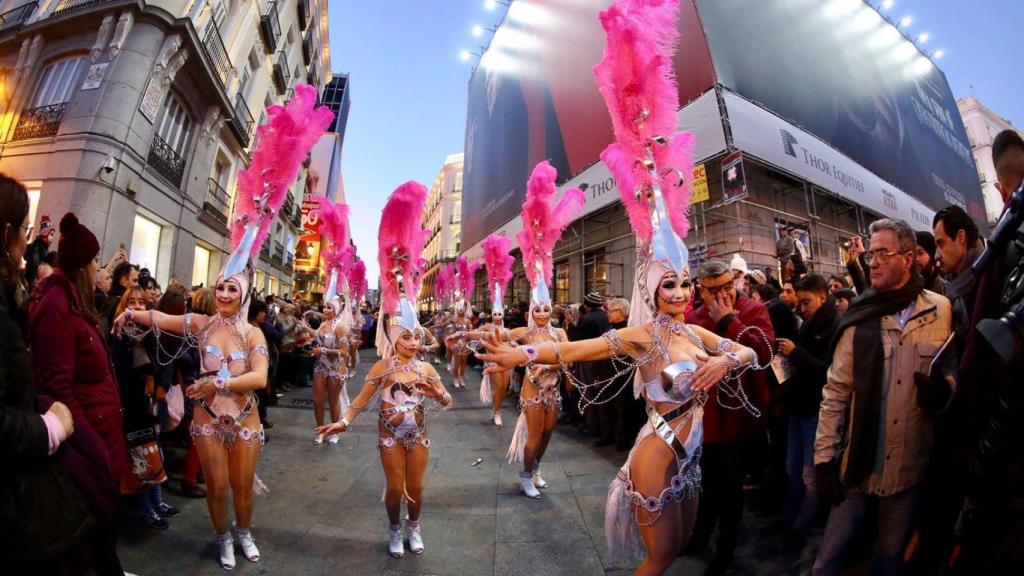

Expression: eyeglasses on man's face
xmin=863 ymin=249 xmax=908 ymax=265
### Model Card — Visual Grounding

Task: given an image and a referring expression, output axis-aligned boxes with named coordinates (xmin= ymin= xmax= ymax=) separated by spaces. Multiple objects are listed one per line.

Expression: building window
xmin=555 ymin=261 xmax=570 ymax=305
xmin=192 ymin=245 xmax=212 ymax=287
xmin=148 ymin=92 xmax=193 ymax=186
xmin=269 ymin=275 xmax=279 ymax=295
xmin=13 ymin=57 xmax=85 ymax=140
xmin=130 ymin=214 xmax=163 ymax=277
xmin=585 ymin=251 xmax=608 ymax=295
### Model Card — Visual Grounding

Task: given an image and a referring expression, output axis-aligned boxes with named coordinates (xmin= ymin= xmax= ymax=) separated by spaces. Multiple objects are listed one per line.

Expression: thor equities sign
xmin=725 ymin=92 xmax=935 ymax=229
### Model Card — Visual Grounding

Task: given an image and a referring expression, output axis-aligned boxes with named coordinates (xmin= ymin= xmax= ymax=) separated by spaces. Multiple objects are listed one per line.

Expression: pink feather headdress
xmin=593 ymin=0 xmax=695 ymax=244
xmin=311 ymin=196 xmax=350 ymax=281
xmin=455 ymin=256 xmax=481 ymax=300
xmin=434 ymin=264 xmax=451 ymax=304
xmin=481 ymin=234 xmax=514 ymax=308
xmin=377 ymin=181 xmax=431 ymax=316
xmin=229 ymin=84 xmax=334 ymax=262
xmin=349 ymin=258 xmax=367 ymax=301
xmin=516 ymin=161 xmax=585 ymax=292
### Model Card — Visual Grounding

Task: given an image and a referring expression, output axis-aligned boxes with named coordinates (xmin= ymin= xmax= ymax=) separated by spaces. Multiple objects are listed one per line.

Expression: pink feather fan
xmin=456 ymin=256 xmax=481 ymax=299
xmin=311 ymin=196 xmax=350 ymax=280
xmin=481 ymin=234 xmax=514 ymax=304
xmin=349 ymin=258 xmax=367 ymax=301
xmin=377 ymin=181 xmax=431 ymax=315
xmin=592 ymin=0 xmax=695 ymax=243
xmin=231 ymin=84 xmax=334 ymax=256
xmin=516 ymin=161 xmax=585 ymax=287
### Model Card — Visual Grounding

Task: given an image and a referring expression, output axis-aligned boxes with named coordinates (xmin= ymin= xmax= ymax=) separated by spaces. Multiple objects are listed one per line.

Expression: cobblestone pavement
xmin=118 ymin=351 xmax=820 ymax=576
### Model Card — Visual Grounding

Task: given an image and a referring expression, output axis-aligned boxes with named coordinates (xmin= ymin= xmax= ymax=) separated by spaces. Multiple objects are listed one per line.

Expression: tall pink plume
xmin=349 ymin=258 xmax=367 ymax=300
xmin=515 ymin=161 xmax=585 ymax=287
xmin=377 ymin=181 xmax=431 ymax=315
xmin=593 ymin=0 xmax=694 ymax=242
xmin=456 ymin=256 xmax=481 ymax=299
xmin=434 ymin=264 xmax=452 ymax=303
xmin=311 ymin=196 xmax=351 ymax=281
xmin=481 ymin=234 xmax=514 ymax=304
xmin=231 ymin=84 xmax=334 ymax=255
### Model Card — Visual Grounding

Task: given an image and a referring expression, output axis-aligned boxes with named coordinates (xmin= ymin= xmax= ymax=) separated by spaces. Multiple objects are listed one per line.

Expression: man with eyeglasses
xmin=686 ymin=258 xmax=776 ymax=576
xmin=813 ymin=218 xmax=952 ymax=576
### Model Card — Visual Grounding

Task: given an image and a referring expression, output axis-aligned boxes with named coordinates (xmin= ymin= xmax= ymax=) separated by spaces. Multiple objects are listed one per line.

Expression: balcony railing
xmin=147 ymin=134 xmax=186 ymax=187
xmin=260 ymin=242 xmax=270 ymax=260
xmin=272 ymin=50 xmax=289 ymax=94
xmin=290 ymin=205 xmax=302 ymax=227
xmin=204 ymin=179 xmax=231 ymax=226
xmin=201 ymin=21 xmax=233 ymax=92
xmin=301 ymin=32 xmax=311 ymax=65
xmin=259 ymin=0 xmax=280 ymax=54
xmin=228 ymin=92 xmax=254 ymax=148
xmin=0 ymin=2 xmax=37 ymax=33
xmin=273 ymin=241 xmax=284 ymax=262
xmin=11 ymin=102 xmax=67 ymax=140
xmin=297 ymin=0 xmax=309 ymax=31
xmin=285 ymin=252 xmax=294 ymax=269
xmin=283 ymin=193 xmax=295 ymax=220
xmin=53 ymin=0 xmax=105 ymax=16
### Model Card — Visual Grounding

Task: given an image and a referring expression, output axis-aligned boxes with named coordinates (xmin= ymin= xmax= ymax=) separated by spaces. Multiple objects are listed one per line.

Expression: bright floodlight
xmin=484 ymin=0 xmax=497 ymax=10
xmin=918 ymin=32 xmax=929 ymax=43
xmin=934 ymin=49 xmax=944 ymax=59
xmin=472 ymin=25 xmax=484 ymax=37
xmin=899 ymin=15 xmax=912 ymax=27
xmin=881 ymin=0 xmax=894 ymax=10
xmin=460 ymin=50 xmax=471 ymax=61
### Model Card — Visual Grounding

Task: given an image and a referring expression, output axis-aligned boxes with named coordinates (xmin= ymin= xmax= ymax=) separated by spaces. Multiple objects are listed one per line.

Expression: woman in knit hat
xmin=30 ymin=211 xmax=128 ymax=574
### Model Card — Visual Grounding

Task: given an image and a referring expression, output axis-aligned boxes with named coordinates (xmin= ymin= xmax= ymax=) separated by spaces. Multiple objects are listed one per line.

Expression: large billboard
xmin=695 ymin=0 xmax=985 ymax=225
xmin=461 ymin=0 xmax=716 ymax=251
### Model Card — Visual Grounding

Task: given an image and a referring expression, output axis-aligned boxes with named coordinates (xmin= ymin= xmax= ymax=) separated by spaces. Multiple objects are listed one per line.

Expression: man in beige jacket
xmin=812 ymin=218 xmax=953 ymax=576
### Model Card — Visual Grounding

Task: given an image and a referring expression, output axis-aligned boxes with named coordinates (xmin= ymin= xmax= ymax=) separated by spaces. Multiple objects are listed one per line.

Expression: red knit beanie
xmin=57 ymin=212 xmax=100 ymax=273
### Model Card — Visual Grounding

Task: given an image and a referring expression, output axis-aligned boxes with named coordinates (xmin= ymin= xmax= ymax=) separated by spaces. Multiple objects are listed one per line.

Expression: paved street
xmin=118 ymin=351 xmax=818 ymax=576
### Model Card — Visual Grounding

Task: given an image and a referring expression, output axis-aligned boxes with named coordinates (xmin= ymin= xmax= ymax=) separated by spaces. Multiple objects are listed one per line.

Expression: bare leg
xmin=193 ymin=416 xmax=231 ymax=534
xmin=404 ymin=444 xmax=430 ymax=521
xmin=492 ymin=371 xmax=510 ymax=413
xmin=327 ymin=376 xmax=342 ymax=424
xmin=312 ymin=372 xmax=326 ymax=427
xmin=535 ymin=405 xmax=559 ymax=465
xmin=522 ymin=403 xmax=546 ymax=474
xmin=380 ymin=441 xmax=408 ymax=525
xmin=226 ymin=413 xmax=262 ymax=530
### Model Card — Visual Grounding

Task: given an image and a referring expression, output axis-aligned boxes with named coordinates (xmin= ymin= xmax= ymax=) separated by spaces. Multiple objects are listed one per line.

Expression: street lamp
xmin=933 ymin=49 xmax=945 ymax=59
xmin=484 ymin=0 xmax=510 ymax=10
xmin=472 ymin=24 xmax=497 ymax=37
xmin=460 ymin=49 xmax=483 ymax=62
xmin=917 ymin=32 xmax=929 ymax=44
xmin=880 ymin=0 xmax=894 ymax=10
xmin=898 ymin=15 xmax=912 ymax=28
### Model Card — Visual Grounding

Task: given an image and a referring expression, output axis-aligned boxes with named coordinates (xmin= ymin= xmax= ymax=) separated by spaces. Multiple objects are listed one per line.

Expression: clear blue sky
xmin=329 ymin=0 xmax=1024 ymax=288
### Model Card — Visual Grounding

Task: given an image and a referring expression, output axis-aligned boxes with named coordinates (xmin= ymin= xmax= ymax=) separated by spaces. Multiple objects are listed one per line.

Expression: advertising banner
xmin=725 ymin=91 xmax=936 ymax=229
xmin=692 ymin=163 xmax=709 ymax=204
xmin=721 ymin=151 xmax=748 ymax=204
xmin=695 ymin=0 xmax=985 ymax=226
xmin=461 ymin=0 xmax=717 ymax=251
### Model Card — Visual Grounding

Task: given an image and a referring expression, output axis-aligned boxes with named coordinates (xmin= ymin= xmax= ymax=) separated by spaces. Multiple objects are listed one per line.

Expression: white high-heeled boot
xmin=493 ymin=411 xmax=503 ymax=427
xmin=519 ymin=471 xmax=541 ymax=499
xmin=232 ymin=524 xmax=260 ymax=562
xmin=406 ymin=520 xmax=424 ymax=554
xmin=533 ymin=467 xmax=548 ymax=489
xmin=388 ymin=524 xmax=404 ymax=558
xmin=217 ymin=532 xmax=235 ymax=571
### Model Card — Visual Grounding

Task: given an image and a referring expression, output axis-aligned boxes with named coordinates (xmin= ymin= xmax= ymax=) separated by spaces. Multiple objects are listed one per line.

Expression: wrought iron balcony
xmin=201 ymin=21 xmax=233 ymax=92
xmin=12 ymin=102 xmax=67 ymax=141
xmin=285 ymin=252 xmax=294 ymax=269
xmin=147 ymin=134 xmax=186 ymax=187
xmin=273 ymin=241 xmax=284 ymax=262
xmin=260 ymin=242 xmax=270 ymax=260
xmin=283 ymin=193 xmax=295 ymax=220
xmin=291 ymin=205 xmax=302 ymax=227
xmin=0 ymin=2 xmax=37 ymax=33
xmin=204 ymin=178 xmax=231 ymax=226
xmin=53 ymin=0 xmax=106 ymax=16
xmin=297 ymin=0 xmax=309 ymax=31
xmin=259 ymin=0 xmax=280 ymax=54
xmin=228 ymin=92 xmax=254 ymax=148
xmin=272 ymin=50 xmax=289 ymax=94
xmin=301 ymin=32 xmax=312 ymax=65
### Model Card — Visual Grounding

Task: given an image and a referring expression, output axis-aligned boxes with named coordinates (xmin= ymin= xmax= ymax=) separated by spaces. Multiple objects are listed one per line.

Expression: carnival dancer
xmin=451 ymin=160 xmax=584 ymax=498
xmin=113 ymin=84 xmax=333 ymax=570
xmin=448 ymin=257 xmax=480 ymax=389
xmin=315 ymin=181 xmax=452 ymax=558
xmin=347 ymin=258 xmax=368 ymax=374
xmin=476 ymin=234 xmax=516 ymax=427
xmin=476 ymin=3 xmax=773 ymax=574
xmin=309 ymin=196 xmax=353 ymax=445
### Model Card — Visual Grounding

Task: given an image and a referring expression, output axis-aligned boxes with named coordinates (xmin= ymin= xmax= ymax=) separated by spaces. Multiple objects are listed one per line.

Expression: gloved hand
xmin=913 ymin=370 xmax=951 ymax=413
xmin=815 ymin=460 xmax=845 ymax=510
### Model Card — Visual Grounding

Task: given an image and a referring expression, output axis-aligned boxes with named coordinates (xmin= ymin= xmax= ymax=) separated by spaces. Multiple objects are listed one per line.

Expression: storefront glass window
xmin=192 ymin=245 xmax=211 ymax=288
xmin=130 ymin=214 xmax=162 ymax=274
xmin=554 ymin=261 xmax=570 ymax=305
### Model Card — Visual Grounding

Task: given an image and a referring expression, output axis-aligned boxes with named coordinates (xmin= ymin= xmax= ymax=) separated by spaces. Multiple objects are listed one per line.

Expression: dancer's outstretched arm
xmin=315 ymin=360 xmax=386 ymax=435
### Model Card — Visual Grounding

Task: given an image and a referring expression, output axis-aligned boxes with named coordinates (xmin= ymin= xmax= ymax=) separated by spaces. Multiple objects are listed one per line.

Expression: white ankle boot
xmin=493 ymin=411 xmax=503 ymax=427
xmin=388 ymin=525 xmax=404 ymax=557
xmin=519 ymin=471 xmax=541 ymax=499
xmin=217 ymin=533 xmax=235 ymax=571
xmin=232 ymin=525 xmax=260 ymax=562
xmin=406 ymin=520 xmax=424 ymax=555
xmin=533 ymin=468 xmax=548 ymax=489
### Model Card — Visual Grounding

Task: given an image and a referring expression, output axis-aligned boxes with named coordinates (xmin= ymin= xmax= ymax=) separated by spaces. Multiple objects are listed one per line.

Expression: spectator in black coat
xmin=576 ymin=292 xmax=611 ymax=439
